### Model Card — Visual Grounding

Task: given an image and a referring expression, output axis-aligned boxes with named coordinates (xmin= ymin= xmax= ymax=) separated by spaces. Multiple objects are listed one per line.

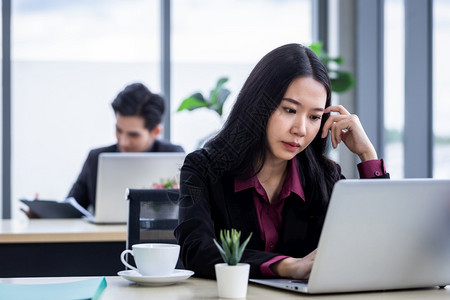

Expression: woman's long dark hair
xmin=204 ymin=43 xmax=341 ymax=210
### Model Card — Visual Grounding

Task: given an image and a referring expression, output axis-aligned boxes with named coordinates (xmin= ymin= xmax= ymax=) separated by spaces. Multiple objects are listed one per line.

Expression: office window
xmin=12 ymin=0 xmax=159 ymax=218
xmin=171 ymin=0 xmax=312 ymax=152
xmin=0 ymin=5 xmax=3 ymax=217
xmin=384 ymin=0 xmax=404 ymax=178
xmin=433 ymin=0 xmax=450 ymax=178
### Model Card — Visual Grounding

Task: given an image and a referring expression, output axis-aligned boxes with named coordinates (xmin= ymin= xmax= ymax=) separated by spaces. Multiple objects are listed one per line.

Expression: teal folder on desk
xmin=0 ymin=277 xmax=106 ymax=300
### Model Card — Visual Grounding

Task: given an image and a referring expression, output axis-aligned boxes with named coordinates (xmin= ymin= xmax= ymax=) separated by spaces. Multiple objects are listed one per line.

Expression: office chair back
xmin=126 ymin=188 xmax=183 ymax=268
xmin=126 ymin=188 xmax=180 ymax=248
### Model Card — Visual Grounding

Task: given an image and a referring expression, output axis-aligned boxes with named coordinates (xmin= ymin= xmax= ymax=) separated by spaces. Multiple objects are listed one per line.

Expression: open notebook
xmin=250 ymin=179 xmax=450 ymax=294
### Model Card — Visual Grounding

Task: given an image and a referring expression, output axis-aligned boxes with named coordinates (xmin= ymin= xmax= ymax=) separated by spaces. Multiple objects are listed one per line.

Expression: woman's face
xmin=266 ymin=76 xmax=327 ymax=162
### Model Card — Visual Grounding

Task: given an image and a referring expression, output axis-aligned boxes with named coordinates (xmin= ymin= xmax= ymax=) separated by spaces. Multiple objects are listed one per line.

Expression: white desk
xmin=0 ymin=219 xmax=127 ymax=277
xmin=1 ymin=276 xmax=449 ymax=299
xmin=0 ymin=219 xmax=127 ymax=243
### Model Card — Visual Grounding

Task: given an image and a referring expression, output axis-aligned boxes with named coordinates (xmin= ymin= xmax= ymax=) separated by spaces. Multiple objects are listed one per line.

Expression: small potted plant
xmin=213 ymin=229 xmax=252 ymax=299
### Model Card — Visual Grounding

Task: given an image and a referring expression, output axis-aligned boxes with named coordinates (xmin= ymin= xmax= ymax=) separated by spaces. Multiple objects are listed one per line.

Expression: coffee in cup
xmin=120 ymin=243 xmax=180 ymax=276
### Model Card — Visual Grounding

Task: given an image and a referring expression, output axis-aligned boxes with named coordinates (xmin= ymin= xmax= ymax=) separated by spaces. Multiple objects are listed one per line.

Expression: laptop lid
xmin=251 ymin=179 xmax=450 ymax=294
xmin=92 ymin=152 xmax=185 ymax=224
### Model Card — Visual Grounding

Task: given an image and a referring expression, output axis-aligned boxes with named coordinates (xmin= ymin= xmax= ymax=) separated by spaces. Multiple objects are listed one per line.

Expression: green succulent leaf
xmin=214 ymin=229 xmax=253 ymax=266
xmin=213 ymin=238 xmax=228 ymax=263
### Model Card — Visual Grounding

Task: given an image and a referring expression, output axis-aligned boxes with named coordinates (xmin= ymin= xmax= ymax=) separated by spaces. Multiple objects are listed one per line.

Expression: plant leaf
xmin=213 ymin=238 xmax=228 ymax=263
xmin=308 ymin=41 xmax=323 ymax=56
xmin=239 ymin=232 xmax=253 ymax=252
xmin=236 ymin=232 xmax=253 ymax=263
xmin=329 ymin=70 xmax=355 ymax=93
xmin=214 ymin=77 xmax=229 ymax=93
xmin=210 ymin=88 xmax=231 ymax=116
xmin=214 ymin=229 xmax=253 ymax=265
xmin=308 ymin=41 xmax=354 ymax=93
xmin=209 ymin=77 xmax=229 ymax=106
xmin=176 ymin=93 xmax=207 ymax=112
xmin=220 ymin=230 xmax=233 ymax=264
xmin=330 ymin=56 xmax=344 ymax=65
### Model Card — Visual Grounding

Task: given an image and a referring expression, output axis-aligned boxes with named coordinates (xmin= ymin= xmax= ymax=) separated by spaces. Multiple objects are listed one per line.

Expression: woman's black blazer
xmin=174 ymin=149 xmax=388 ymax=279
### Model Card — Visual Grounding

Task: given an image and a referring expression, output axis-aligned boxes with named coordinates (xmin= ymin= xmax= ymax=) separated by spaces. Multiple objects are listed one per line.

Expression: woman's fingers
xmin=321 ymin=105 xmax=378 ymax=160
xmin=324 ymin=105 xmax=350 ymax=115
xmin=321 ymin=105 xmax=350 ymax=139
xmin=304 ymin=249 xmax=317 ymax=261
xmin=323 ymin=114 xmax=355 ymax=144
xmin=332 ymin=115 xmax=359 ymax=147
xmin=331 ymin=122 xmax=341 ymax=148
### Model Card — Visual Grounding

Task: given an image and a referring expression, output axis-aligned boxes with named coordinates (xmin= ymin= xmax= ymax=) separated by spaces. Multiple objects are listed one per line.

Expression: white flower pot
xmin=215 ymin=263 xmax=250 ymax=299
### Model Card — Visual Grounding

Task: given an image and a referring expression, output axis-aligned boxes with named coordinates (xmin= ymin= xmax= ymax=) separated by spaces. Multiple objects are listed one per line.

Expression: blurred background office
xmin=1 ymin=0 xmax=449 ymax=219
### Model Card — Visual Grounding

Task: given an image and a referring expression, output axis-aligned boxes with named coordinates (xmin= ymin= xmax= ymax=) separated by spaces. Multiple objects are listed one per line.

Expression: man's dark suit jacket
xmin=174 ymin=148 xmax=389 ymax=279
xmin=68 ymin=140 xmax=184 ymax=210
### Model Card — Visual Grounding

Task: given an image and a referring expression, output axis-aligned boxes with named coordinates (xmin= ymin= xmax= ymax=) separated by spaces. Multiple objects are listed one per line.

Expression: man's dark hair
xmin=111 ymin=83 xmax=165 ymax=131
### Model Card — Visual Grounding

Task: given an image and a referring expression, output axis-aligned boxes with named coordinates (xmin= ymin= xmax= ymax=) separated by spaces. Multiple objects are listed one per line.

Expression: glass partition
xmin=12 ymin=0 xmax=160 ymax=218
xmin=0 ymin=2 xmax=3 ymax=217
xmin=171 ymin=0 xmax=312 ymax=152
xmin=433 ymin=0 xmax=450 ymax=178
xmin=384 ymin=0 xmax=405 ymax=178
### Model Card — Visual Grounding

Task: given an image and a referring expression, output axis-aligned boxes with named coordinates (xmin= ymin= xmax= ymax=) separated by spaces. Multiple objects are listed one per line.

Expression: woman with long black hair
xmin=175 ymin=43 xmax=389 ymax=280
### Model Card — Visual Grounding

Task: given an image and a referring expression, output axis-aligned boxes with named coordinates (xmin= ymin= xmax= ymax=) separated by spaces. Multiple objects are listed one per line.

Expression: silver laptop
xmin=250 ymin=179 xmax=450 ymax=294
xmin=86 ymin=152 xmax=185 ymax=224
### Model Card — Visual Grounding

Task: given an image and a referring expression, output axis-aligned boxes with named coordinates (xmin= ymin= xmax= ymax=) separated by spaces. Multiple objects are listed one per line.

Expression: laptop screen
xmin=251 ymin=179 xmax=450 ymax=294
xmin=93 ymin=152 xmax=185 ymax=223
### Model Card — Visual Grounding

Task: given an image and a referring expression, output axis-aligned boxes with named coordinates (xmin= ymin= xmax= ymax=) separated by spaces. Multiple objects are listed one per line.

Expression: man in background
xmin=67 ymin=82 xmax=184 ymax=211
xmin=23 ymin=83 xmax=183 ymax=217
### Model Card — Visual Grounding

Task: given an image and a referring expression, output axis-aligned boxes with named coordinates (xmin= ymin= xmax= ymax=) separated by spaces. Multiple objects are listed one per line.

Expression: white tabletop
xmin=0 ymin=219 xmax=126 ymax=243
xmin=1 ymin=276 xmax=449 ymax=300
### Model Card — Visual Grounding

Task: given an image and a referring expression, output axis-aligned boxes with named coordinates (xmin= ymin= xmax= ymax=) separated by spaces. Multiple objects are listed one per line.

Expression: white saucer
xmin=118 ymin=269 xmax=194 ymax=286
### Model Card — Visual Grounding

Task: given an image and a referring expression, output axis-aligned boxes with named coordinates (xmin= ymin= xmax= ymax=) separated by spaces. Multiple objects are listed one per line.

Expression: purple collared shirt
xmin=234 ymin=157 xmax=386 ymax=277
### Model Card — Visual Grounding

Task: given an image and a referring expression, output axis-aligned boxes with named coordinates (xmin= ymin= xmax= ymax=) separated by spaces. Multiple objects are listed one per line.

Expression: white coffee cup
xmin=120 ymin=243 xmax=180 ymax=276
